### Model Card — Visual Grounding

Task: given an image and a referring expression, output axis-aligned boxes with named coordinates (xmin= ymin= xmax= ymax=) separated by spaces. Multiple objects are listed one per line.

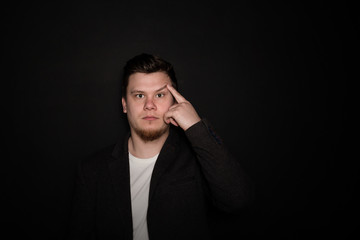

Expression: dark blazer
xmin=69 ymin=119 xmax=250 ymax=240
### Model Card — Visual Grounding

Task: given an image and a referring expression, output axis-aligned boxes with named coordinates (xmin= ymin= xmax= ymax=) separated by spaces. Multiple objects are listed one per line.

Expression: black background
xmin=4 ymin=1 xmax=358 ymax=239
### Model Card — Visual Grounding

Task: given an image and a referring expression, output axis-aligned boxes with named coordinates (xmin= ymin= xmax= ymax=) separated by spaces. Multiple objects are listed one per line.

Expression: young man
xmin=69 ymin=54 xmax=250 ymax=240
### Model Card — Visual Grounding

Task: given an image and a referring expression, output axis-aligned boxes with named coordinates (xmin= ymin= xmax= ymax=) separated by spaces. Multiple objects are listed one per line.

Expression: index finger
xmin=166 ymin=84 xmax=187 ymax=103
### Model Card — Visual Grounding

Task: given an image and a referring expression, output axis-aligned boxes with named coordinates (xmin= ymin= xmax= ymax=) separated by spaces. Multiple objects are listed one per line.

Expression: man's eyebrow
xmin=130 ymin=89 xmax=144 ymax=94
xmin=155 ymin=85 xmax=168 ymax=92
xmin=130 ymin=85 xmax=168 ymax=94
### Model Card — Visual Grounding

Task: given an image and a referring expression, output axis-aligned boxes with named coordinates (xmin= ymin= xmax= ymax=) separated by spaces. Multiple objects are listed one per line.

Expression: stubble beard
xmin=133 ymin=124 xmax=169 ymax=142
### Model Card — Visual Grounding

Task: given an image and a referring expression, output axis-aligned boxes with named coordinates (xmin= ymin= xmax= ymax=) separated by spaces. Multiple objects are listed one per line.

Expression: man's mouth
xmin=143 ymin=116 xmax=159 ymax=121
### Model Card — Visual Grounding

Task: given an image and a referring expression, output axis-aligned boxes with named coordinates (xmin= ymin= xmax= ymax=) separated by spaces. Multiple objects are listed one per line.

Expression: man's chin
xmin=134 ymin=126 xmax=169 ymax=142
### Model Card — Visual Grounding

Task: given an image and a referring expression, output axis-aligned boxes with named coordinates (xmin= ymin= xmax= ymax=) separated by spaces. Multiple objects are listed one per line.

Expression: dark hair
xmin=121 ymin=53 xmax=178 ymax=98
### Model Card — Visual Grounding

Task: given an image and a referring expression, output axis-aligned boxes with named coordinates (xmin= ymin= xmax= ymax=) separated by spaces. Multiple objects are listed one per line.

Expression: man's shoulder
xmin=80 ymin=143 xmax=118 ymax=171
xmin=92 ymin=144 xmax=117 ymax=158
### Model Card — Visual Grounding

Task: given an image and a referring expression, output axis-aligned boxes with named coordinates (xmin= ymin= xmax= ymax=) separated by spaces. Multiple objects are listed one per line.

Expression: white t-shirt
xmin=129 ymin=152 xmax=158 ymax=240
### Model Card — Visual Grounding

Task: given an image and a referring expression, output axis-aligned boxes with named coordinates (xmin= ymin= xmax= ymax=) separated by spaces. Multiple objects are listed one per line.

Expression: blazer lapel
xmin=148 ymin=127 xmax=180 ymax=202
xmin=105 ymin=128 xmax=180 ymax=234
xmin=108 ymin=135 xmax=133 ymax=237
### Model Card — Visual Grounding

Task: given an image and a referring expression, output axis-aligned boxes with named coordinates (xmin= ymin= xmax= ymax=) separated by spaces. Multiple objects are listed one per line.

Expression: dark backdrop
xmin=4 ymin=1 xmax=357 ymax=239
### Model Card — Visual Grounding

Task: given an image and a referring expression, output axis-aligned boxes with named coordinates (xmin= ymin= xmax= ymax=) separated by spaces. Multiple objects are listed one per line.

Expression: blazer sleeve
xmin=185 ymin=119 xmax=253 ymax=213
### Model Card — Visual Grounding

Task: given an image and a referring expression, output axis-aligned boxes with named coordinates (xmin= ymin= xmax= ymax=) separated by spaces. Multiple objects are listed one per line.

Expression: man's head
xmin=121 ymin=54 xmax=178 ymax=142
xmin=121 ymin=53 xmax=178 ymax=99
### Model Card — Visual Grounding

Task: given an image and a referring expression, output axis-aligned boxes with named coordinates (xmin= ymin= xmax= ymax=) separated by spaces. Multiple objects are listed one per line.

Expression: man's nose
xmin=144 ymin=97 xmax=156 ymax=110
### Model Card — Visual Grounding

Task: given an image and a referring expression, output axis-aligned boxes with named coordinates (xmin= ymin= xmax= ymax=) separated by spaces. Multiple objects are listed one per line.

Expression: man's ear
xmin=121 ymin=97 xmax=127 ymax=113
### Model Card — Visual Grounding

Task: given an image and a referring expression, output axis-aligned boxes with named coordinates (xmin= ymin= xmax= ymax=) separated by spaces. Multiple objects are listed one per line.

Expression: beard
xmin=133 ymin=124 xmax=169 ymax=142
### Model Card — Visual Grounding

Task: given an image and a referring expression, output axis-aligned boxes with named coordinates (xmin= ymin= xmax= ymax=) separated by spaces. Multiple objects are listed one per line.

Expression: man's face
xmin=122 ymin=72 xmax=175 ymax=142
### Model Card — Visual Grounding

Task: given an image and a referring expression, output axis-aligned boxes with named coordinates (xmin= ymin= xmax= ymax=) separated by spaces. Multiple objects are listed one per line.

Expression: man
xmin=69 ymin=53 xmax=251 ymax=240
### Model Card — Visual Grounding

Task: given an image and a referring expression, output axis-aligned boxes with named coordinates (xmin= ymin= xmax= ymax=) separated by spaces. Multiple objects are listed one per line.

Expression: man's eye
xmin=135 ymin=94 xmax=144 ymax=98
xmin=156 ymin=93 xmax=165 ymax=98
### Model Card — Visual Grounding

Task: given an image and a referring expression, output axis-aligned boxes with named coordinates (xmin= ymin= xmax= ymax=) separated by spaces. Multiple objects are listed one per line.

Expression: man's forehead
xmin=129 ymin=72 xmax=170 ymax=80
xmin=127 ymin=72 xmax=171 ymax=92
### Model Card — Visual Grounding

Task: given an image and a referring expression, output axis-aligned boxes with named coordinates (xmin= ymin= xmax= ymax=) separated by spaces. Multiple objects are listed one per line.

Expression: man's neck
xmin=128 ymin=130 xmax=169 ymax=159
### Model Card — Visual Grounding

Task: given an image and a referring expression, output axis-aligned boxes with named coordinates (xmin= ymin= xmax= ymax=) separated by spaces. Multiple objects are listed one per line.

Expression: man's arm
xmin=164 ymin=84 xmax=252 ymax=213
xmin=185 ymin=119 xmax=252 ymax=213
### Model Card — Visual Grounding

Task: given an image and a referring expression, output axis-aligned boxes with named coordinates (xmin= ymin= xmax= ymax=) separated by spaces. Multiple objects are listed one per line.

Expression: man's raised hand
xmin=164 ymin=84 xmax=201 ymax=131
